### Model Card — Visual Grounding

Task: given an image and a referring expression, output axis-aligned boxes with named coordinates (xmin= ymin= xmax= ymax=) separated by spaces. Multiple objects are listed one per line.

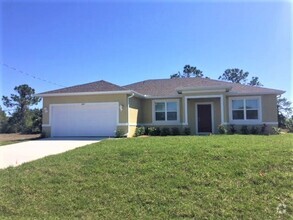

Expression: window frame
xmin=152 ymin=99 xmax=180 ymax=124
xmin=229 ymin=96 xmax=262 ymax=124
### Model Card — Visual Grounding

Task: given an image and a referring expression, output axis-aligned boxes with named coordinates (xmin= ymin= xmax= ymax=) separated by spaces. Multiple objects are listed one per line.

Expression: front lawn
xmin=0 ymin=134 xmax=292 ymax=219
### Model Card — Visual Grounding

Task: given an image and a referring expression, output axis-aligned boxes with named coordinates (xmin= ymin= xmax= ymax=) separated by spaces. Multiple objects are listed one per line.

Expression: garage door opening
xmin=50 ymin=102 xmax=118 ymax=137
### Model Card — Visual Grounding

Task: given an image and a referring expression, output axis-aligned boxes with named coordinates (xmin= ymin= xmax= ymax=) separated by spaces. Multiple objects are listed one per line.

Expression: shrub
xmin=240 ymin=125 xmax=249 ymax=135
xmin=160 ymin=127 xmax=170 ymax=136
xmin=115 ymin=129 xmax=125 ymax=138
xmin=218 ymin=124 xmax=227 ymax=134
xmin=145 ymin=127 xmax=149 ymax=135
xmin=272 ymin=127 xmax=281 ymax=135
xmin=250 ymin=126 xmax=259 ymax=135
xmin=285 ymin=118 xmax=293 ymax=133
xmin=184 ymin=127 xmax=191 ymax=135
xmin=135 ymin=126 xmax=146 ymax=137
xmin=148 ymin=127 xmax=160 ymax=136
xmin=171 ymin=127 xmax=180 ymax=136
xmin=229 ymin=124 xmax=237 ymax=134
xmin=260 ymin=123 xmax=267 ymax=134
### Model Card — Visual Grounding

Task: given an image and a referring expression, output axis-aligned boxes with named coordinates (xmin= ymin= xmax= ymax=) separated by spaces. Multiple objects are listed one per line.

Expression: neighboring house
xmin=37 ymin=78 xmax=284 ymax=137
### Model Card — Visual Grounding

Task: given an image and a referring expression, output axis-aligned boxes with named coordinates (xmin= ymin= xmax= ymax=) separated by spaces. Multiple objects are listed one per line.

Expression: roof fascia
xmin=180 ymin=89 xmax=227 ymax=94
xmin=176 ymin=86 xmax=232 ymax=94
xmin=143 ymin=95 xmax=182 ymax=99
xmin=227 ymin=91 xmax=285 ymax=96
xmin=36 ymin=90 xmax=136 ymax=97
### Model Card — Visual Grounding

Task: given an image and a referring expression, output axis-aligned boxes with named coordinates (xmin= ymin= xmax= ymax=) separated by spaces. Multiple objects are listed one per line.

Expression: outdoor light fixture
xmin=43 ymin=107 xmax=48 ymax=113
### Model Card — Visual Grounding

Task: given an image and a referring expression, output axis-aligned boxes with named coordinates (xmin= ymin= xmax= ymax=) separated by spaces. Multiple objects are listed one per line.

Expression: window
xmin=154 ymin=101 xmax=179 ymax=122
xmin=231 ymin=97 xmax=260 ymax=122
xmin=155 ymin=102 xmax=165 ymax=121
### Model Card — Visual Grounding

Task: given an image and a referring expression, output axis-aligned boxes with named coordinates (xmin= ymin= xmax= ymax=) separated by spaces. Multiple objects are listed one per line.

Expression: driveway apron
xmin=0 ymin=138 xmax=102 ymax=169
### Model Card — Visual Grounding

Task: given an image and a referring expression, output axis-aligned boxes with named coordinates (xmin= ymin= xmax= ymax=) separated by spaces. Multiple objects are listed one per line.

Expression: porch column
xmin=220 ymin=95 xmax=224 ymax=124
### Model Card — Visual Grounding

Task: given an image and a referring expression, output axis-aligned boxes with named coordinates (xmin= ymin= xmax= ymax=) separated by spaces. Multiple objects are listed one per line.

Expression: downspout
xmin=127 ymin=93 xmax=135 ymax=137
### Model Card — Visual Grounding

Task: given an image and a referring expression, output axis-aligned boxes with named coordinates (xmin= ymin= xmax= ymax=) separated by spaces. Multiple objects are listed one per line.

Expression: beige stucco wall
xmin=140 ymin=98 xmax=185 ymax=124
xmin=129 ymin=97 xmax=142 ymax=124
xmin=221 ymin=94 xmax=278 ymax=134
xmin=128 ymin=96 xmax=143 ymax=137
xmin=42 ymin=126 xmax=51 ymax=137
xmin=261 ymin=94 xmax=278 ymax=122
xmin=141 ymin=99 xmax=152 ymax=124
xmin=225 ymin=94 xmax=278 ymax=124
xmin=42 ymin=92 xmax=278 ymax=137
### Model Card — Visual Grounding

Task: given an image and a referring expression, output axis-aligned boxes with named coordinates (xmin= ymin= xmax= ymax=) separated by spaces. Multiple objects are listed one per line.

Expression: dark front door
xmin=197 ymin=104 xmax=212 ymax=133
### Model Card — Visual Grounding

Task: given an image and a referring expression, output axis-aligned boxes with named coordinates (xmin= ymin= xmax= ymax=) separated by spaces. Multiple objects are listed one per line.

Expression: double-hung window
xmin=154 ymin=101 xmax=179 ymax=122
xmin=230 ymin=97 xmax=260 ymax=122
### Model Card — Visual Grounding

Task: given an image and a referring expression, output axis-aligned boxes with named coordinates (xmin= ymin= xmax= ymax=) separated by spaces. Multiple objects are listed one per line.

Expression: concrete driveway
xmin=0 ymin=138 xmax=102 ymax=169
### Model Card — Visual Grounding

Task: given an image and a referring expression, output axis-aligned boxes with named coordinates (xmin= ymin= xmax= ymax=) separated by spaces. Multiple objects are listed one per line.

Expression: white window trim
xmin=195 ymin=102 xmax=214 ymax=134
xmin=152 ymin=99 xmax=180 ymax=125
xmin=229 ymin=96 xmax=262 ymax=124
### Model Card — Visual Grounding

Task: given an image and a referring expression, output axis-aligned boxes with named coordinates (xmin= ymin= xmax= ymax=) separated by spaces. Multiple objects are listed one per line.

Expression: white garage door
xmin=51 ymin=103 xmax=118 ymax=137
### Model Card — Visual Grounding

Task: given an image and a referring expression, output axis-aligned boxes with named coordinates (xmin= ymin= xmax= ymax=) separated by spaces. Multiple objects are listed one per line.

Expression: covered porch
xmin=184 ymin=95 xmax=225 ymax=134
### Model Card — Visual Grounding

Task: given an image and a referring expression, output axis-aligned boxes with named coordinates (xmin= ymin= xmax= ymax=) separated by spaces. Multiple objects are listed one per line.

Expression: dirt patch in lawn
xmin=0 ymin=133 xmax=41 ymax=142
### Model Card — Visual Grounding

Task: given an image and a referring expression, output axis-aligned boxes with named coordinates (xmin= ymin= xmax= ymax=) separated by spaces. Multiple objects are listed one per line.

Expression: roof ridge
xmin=123 ymin=77 xmax=187 ymax=87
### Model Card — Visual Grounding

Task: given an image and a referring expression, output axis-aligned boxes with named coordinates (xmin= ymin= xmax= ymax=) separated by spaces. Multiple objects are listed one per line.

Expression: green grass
xmin=0 ymin=141 xmax=17 ymax=146
xmin=0 ymin=135 xmax=292 ymax=219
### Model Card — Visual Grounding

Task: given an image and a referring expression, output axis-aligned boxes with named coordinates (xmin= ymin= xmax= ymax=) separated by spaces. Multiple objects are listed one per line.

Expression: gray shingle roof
xmin=39 ymin=80 xmax=126 ymax=94
xmin=39 ymin=78 xmax=284 ymax=96
xmin=123 ymin=78 xmax=284 ymax=96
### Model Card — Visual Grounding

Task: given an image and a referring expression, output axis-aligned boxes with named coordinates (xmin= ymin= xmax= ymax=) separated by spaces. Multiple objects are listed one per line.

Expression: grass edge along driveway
xmin=0 ymin=134 xmax=292 ymax=219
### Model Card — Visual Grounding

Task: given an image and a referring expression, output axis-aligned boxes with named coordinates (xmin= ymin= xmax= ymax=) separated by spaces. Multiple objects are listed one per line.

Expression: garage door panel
xmin=51 ymin=103 xmax=118 ymax=137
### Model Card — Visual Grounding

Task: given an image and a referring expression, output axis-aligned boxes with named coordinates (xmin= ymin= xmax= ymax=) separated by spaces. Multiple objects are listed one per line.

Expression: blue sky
xmin=0 ymin=0 xmax=292 ymax=111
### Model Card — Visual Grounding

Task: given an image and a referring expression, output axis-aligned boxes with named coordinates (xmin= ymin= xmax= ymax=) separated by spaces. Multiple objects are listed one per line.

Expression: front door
xmin=197 ymin=104 xmax=212 ymax=133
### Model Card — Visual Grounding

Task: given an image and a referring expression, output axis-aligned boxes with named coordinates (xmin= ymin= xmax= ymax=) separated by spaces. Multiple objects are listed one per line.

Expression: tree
xmin=277 ymin=95 xmax=292 ymax=128
xmin=248 ymin=77 xmax=263 ymax=86
xmin=170 ymin=71 xmax=181 ymax=79
xmin=0 ymin=106 xmax=8 ymax=133
xmin=218 ymin=68 xmax=249 ymax=84
xmin=2 ymin=84 xmax=41 ymax=133
xmin=183 ymin=65 xmax=203 ymax=78
xmin=218 ymin=68 xmax=262 ymax=86
xmin=170 ymin=65 xmax=203 ymax=78
xmin=30 ymin=108 xmax=42 ymax=133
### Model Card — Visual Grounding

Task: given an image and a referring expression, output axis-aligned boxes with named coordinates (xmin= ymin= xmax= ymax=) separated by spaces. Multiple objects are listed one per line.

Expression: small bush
xmin=145 ymin=127 xmax=149 ymax=135
xmin=171 ymin=127 xmax=180 ymax=136
xmin=272 ymin=127 xmax=281 ymax=135
xmin=285 ymin=118 xmax=293 ymax=133
xmin=154 ymin=127 xmax=161 ymax=136
xmin=148 ymin=127 xmax=156 ymax=136
xmin=184 ymin=127 xmax=191 ymax=135
xmin=250 ymin=126 xmax=259 ymax=135
xmin=135 ymin=127 xmax=146 ymax=137
xmin=148 ymin=127 xmax=161 ymax=136
xmin=160 ymin=127 xmax=170 ymax=136
xmin=218 ymin=124 xmax=227 ymax=134
xmin=115 ymin=129 xmax=125 ymax=138
xmin=229 ymin=124 xmax=237 ymax=134
xmin=240 ymin=125 xmax=249 ymax=135
xmin=260 ymin=123 xmax=267 ymax=134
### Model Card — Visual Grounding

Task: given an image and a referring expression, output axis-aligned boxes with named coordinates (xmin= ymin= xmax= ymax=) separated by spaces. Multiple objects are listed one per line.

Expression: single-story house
xmin=37 ymin=77 xmax=284 ymax=137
